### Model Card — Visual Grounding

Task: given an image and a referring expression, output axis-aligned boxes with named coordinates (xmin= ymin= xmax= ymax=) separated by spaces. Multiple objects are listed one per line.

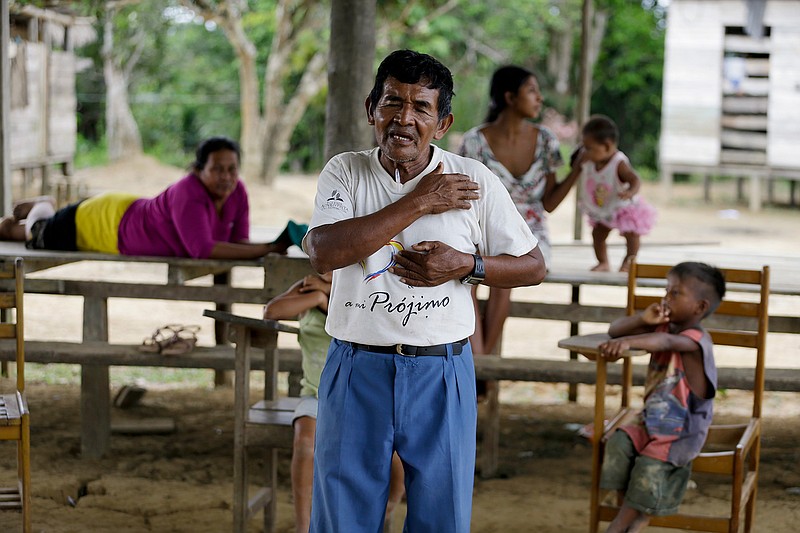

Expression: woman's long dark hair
xmin=485 ymin=66 xmax=535 ymax=123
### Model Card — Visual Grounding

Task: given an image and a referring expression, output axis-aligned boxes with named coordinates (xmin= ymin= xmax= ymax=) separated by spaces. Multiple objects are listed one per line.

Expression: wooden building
xmin=8 ymin=5 xmax=89 ymax=199
xmin=659 ymin=0 xmax=800 ymax=210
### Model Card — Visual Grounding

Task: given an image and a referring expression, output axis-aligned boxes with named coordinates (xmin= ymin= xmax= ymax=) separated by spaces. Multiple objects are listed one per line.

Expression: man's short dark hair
xmin=368 ymin=49 xmax=455 ymax=121
xmin=669 ymin=262 xmax=727 ymax=316
xmin=582 ymin=114 xmax=619 ymax=144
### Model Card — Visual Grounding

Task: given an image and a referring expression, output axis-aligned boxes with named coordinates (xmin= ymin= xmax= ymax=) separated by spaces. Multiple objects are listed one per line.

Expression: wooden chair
xmin=203 ymin=309 xmax=299 ymax=533
xmin=0 ymin=258 xmax=31 ymax=532
xmin=581 ymin=262 xmax=769 ymax=533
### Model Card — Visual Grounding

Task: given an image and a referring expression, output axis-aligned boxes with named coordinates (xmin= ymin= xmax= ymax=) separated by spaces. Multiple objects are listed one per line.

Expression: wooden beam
xmin=1 ymin=1 xmax=11 ymax=215
xmin=573 ymin=0 xmax=594 ymax=241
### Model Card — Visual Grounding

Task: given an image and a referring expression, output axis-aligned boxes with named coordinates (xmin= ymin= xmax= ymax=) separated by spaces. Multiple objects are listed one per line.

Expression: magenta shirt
xmin=117 ymin=174 xmax=250 ymax=258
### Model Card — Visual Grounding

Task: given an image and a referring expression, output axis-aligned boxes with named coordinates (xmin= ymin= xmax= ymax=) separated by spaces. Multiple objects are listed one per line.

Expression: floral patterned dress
xmin=458 ymin=125 xmax=563 ymax=267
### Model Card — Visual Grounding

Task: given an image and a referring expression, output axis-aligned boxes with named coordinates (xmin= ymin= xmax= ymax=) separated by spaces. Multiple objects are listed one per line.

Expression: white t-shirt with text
xmin=306 ymin=145 xmax=538 ymax=346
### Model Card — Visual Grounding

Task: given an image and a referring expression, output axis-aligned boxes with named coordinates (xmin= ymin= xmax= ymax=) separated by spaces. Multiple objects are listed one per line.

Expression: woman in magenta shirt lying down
xmin=0 ymin=137 xmax=305 ymax=259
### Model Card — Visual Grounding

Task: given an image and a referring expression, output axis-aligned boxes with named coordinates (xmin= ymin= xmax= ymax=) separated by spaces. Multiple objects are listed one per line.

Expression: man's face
xmin=367 ymin=77 xmax=453 ymax=168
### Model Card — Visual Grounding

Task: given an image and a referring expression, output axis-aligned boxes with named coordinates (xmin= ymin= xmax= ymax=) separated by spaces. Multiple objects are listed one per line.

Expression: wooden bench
xmin=0 ymin=249 xmax=796 ymax=466
xmin=472 ymin=355 xmax=800 ymax=392
xmin=0 ymin=340 xmax=302 ymax=374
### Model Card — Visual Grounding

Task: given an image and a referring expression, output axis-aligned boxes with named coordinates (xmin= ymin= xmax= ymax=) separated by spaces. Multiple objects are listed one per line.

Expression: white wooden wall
xmin=767 ymin=23 xmax=800 ymax=168
xmin=47 ymin=50 xmax=76 ymax=158
xmin=660 ymin=1 xmax=726 ymax=166
xmin=660 ymin=0 xmax=800 ymax=170
xmin=9 ymin=42 xmax=45 ymax=163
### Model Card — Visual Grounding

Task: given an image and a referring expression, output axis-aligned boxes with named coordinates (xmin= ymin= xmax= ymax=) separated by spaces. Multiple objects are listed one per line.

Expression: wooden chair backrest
xmin=0 ymin=258 xmax=24 ymax=392
xmin=626 ymin=262 xmax=769 ymax=418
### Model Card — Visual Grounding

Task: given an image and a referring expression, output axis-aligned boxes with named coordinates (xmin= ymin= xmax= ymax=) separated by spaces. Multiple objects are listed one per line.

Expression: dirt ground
xmin=0 ymin=154 xmax=798 ymax=532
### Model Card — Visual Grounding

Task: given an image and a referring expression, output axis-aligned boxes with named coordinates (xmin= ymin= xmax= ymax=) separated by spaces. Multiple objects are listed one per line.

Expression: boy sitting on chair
xmin=597 ymin=262 xmax=726 ymax=533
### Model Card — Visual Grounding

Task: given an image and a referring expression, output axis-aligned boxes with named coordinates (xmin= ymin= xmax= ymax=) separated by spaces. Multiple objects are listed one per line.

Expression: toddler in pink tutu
xmin=575 ymin=114 xmax=657 ymax=272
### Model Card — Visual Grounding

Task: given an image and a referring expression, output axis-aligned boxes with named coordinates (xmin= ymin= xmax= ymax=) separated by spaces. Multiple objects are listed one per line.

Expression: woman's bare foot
xmin=12 ymin=196 xmax=56 ymax=221
xmin=619 ymin=255 xmax=636 ymax=272
xmin=590 ymin=262 xmax=610 ymax=272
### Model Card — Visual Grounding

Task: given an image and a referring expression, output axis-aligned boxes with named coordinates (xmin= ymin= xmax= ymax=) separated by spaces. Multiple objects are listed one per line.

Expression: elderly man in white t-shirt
xmin=303 ymin=49 xmax=546 ymax=532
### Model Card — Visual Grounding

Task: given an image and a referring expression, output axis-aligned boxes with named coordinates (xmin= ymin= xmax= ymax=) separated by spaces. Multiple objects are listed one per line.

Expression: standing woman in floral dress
xmin=459 ymin=65 xmax=583 ymax=360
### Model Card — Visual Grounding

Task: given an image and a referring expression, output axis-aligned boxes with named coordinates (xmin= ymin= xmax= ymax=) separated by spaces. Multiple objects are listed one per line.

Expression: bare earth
xmin=1 ymin=154 xmax=798 ymax=532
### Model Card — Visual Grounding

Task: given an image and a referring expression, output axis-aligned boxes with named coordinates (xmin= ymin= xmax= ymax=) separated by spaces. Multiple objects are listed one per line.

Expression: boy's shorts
xmin=291 ymin=396 xmax=318 ymax=424
xmin=600 ymin=429 xmax=692 ymax=516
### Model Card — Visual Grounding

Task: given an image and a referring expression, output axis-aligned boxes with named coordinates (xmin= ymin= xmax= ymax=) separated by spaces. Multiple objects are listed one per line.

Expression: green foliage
xmin=590 ymin=0 xmax=666 ymax=172
xmin=72 ymin=0 xmax=666 ymax=177
xmin=75 ymin=134 xmax=109 ymax=169
xmin=131 ymin=15 xmax=240 ymax=163
xmin=379 ymin=0 xmax=583 ymax=141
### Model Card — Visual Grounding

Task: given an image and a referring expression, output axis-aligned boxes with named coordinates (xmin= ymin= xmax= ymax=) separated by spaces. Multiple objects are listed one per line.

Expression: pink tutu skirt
xmin=589 ymin=198 xmax=657 ymax=235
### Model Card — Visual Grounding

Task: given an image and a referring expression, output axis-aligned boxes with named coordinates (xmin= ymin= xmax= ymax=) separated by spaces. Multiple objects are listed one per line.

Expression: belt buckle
xmin=395 ymin=344 xmax=415 ymax=357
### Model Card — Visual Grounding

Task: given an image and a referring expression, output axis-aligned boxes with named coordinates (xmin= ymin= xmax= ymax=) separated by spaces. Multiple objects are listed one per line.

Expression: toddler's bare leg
xmin=291 ymin=416 xmax=316 ymax=533
xmin=591 ymin=224 xmax=612 ymax=271
xmin=619 ymin=232 xmax=640 ymax=272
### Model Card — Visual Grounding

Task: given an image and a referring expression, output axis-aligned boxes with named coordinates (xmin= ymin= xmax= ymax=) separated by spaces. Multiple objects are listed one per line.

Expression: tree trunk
xmin=214 ymin=11 xmax=261 ymax=182
xmin=102 ymin=7 xmax=142 ymax=161
xmin=261 ymin=49 xmax=327 ymax=184
xmin=258 ymin=0 xmax=328 ymax=184
xmin=325 ymin=0 xmax=376 ymax=161
xmin=186 ymin=0 xmax=334 ymax=184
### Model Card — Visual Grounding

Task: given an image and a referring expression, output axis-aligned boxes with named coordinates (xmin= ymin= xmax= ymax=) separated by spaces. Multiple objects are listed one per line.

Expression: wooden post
xmin=213 ymin=271 xmax=233 ymax=387
xmin=1 ymin=0 xmax=12 ymax=216
xmin=567 ymin=285 xmax=580 ymax=402
xmin=590 ymin=356 xmax=607 ymax=533
xmin=81 ymin=296 xmax=111 ymax=459
xmin=232 ymin=324 xmax=251 ymax=533
xmin=573 ymin=0 xmax=594 ymax=242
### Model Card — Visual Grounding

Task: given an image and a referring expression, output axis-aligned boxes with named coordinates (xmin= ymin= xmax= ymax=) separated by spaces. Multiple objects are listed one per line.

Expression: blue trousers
xmin=310 ymin=338 xmax=477 ymax=533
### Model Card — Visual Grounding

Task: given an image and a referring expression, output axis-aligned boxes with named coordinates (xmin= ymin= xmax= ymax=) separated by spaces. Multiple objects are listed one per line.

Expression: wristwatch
xmin=460 ymin=254 xmax=485 ymax=285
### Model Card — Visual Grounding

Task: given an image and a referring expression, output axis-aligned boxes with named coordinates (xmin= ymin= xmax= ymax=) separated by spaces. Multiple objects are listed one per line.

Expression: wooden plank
xmin=722 ymin=78 xmax=769 ymax=97
xmin=721 ymin=130 xmax=768 ymax=150
xmin=111 ymin=417 xmax=176 ymax=435
xmin=262 ymin=255 xmax=316 ymax=300
xmin=243 ymin=419 xmax=295 ymax=449
xmin=18 ymin=278 xmax=266 ymax=305
xmin=721 ymin=150 xmax=767 ymax=165
xmin=722 ymin=97 xmax=768 ymax=114
xmin=721 ymin=115 xmax=768 ymax=130
xmin=81 ymin=296 xmax=109 ymax=459
xmin=0 ymin=323 xmax=16 ymax=338
xmin=744 ymin=58 xmax=769 ymax=76
xmin=0 ymin=340 xmax=303 ymax=373
xmin=250 ymin=397 xmax=303 ymax=412
xmin=724 ymin=35 xmax=771 ymax=54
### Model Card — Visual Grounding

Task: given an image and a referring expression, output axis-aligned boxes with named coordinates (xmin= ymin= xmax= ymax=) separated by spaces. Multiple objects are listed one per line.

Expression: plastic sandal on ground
xmin=160 ymin=325 xmax=200 ymax=356
xmin=138 ymin=325 xmax=182 ymax=354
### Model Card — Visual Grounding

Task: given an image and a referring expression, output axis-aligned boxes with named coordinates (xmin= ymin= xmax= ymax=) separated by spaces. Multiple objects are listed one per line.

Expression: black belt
xmin=347 ymin=338 xmax=467 ymax=357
